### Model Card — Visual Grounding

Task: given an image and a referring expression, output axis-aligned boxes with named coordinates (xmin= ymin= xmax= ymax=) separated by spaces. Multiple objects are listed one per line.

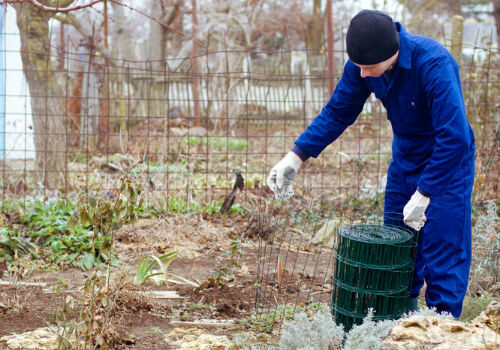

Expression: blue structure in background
xmin=0 ymin=6 xmax=5 ymax=160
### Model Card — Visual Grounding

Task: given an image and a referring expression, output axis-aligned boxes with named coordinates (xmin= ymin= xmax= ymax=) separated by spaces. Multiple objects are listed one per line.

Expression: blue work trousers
xmin=384 ymin=151 xmax=474 ymax=318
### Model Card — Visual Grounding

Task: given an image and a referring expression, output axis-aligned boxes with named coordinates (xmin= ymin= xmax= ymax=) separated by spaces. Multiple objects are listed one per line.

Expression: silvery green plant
xmin=472 ymin=200 xmax=500 ymax=283
xmin=404 ymin=306 xmax=454 ymax=319
xmin=279 ymin=303 xmax=344 ymax=350
xmin=343 ymin=309 xmax=396 ymax=350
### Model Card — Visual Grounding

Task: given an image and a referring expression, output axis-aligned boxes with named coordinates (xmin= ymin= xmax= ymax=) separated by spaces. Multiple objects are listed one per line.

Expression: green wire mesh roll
xmin=331 ymin=224 xmax=417 ymax=331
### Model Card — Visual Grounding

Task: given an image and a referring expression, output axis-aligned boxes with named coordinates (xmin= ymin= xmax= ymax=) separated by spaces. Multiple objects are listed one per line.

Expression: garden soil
xmin=0 ymin=216 xmax=274 ymax=350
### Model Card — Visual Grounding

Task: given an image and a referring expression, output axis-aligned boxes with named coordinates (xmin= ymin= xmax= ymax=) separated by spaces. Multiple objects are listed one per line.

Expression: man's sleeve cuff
xmin=417 ymin=186 xmax=432 ymax=198
xmin=291 ymin=145 xmax=311 ymax=162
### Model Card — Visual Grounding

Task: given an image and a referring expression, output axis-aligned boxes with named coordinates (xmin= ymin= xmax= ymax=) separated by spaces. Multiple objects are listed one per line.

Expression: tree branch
xmin=108 ymin=0 xmax=206 ymax=49
xmin=164 ymin=0 xmax=182 ymax=27
xmin=54 ymin=12 xmax=111 ymax=60
xmin=2 ymin=0 xmax=106 ymax=13
xmin=48 ymin=0 xmax=73 ymax=7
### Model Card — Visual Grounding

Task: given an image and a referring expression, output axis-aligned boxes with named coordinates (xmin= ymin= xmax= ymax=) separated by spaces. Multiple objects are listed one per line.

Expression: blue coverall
xmin=291 ymin=23 xmax=475 ymax=318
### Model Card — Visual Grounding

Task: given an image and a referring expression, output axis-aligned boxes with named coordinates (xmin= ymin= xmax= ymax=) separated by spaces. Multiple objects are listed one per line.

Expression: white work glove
xmin=267 ymin=151 xmax=303 ymax=199
xmin=403 ymin=190 xmax=430 ymax=231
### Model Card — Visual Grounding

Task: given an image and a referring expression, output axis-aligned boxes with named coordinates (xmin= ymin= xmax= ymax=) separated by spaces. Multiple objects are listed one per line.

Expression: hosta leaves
xmin=80 ymin=253 xmax=96 ymax=271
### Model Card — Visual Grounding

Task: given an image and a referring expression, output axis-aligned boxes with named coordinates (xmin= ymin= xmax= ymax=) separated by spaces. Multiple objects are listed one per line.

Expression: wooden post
xmin=326 ymin=0 xmax=335 ymax=96
xmin=58 ymin=23 xmax=65 ymax=70
xmin=98 ymin=62 xmax=109 ymax=149
xmin=103 ymin=0 xmax=108 ymax=49
xmin=451 ymin=15 xmax=464 ymax=65
xmin=118 ymin=81 xmax=127 ymax=136
xmin=191 ymin=0 xmax=201 ymax=126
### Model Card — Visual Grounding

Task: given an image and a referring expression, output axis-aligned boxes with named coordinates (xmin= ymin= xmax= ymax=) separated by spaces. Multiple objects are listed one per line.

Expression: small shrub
xmin=0 ymin=226 xmax=38 ymax=263
xmin=404 ymin=306 xmax=454 ymax=319
xmin=460 ymin=293 xmax=500 ymax=322
xmin=87 ymin=271 xmax=155 ymax=348
xmin=471 ymin=200 xmax=500 ymax=291
xmin=343 ymin=309 xmax=396 ymax=350
xmin=279 ymin=303 xmax=344 ymax=350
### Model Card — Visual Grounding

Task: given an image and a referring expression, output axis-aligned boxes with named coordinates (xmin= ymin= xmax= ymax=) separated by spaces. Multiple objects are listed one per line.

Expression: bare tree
xmin=148 ymin=0 xmax=165 ymax=69
xmin=3 ymin=0 xmax=107 ymax=190
xmin=306 ymin=0 xmax=324 ymax=50
xmin=494 ymin=0 xmax=500 ymax=50
xmin=108 ymin=0 xmax=137 ymax=61
xmin=191 ymin=0 xmax=267 ymax=131
xmin=147 ymin=0 xmax=183 ymax=69
xmin=12 ymin=2 xmax=68 ymax=190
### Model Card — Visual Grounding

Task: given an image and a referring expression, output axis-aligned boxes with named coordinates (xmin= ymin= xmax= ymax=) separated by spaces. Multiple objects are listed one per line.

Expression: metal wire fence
xmin=0 ymin=32 xmax=499 ymax=213
xmin=253 ymin=191 xmax=418 ymax=332
xmin=1 ymin=25 xmax=499 ymax=336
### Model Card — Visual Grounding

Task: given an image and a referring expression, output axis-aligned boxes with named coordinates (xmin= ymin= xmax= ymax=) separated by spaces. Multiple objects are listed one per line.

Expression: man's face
xmin=353 ymin=51 xmax=399 ymax=78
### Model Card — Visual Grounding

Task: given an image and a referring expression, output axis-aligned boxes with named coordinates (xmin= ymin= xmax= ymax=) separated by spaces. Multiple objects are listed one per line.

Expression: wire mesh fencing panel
xmin=252 ymin=186 xmax=339 ymax=331
xmin=1 ymin=25 xmax=499 ymax=336
xmin=1 ymin=32 xmax=498 ymax=208
xmin=0 ymin=33 xmax=393 ymax=208
xmin=331 ymin=221 xmax=417 ymax=331
xmin=252 ymin=186 xmax=418 ymax=332
xmin=460 ymin=43 xmax=500 ymax=204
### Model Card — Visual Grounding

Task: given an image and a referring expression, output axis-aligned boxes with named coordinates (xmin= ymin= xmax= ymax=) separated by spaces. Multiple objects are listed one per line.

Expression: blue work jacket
xmin=293 ymin=23 xmax=475 ymax=197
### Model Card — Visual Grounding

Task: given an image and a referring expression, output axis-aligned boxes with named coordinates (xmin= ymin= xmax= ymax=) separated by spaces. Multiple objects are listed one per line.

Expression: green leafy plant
xmin=8 ymin=199 xmax=101 ymax=269
xmin=134 ymin=251 xmax=198 ymax=287
xmin=182 ymin=136 xmax=248 ymax=152
xmin=155 ymin=196 xmax=231 ymax=216
xmin=221 ymin=237 xmax=249 ymax=269
xmin=187 ymin=302 xmax=216 ymax=311
xmin=0 ymin=226 xmax=38 ymax=263
xmin=21 ymin=199 xmax=76 ymax=241
xmin=229 ymin=203 xmax=247 ymax=216
xmin=203 ymin=199 xmax=222 ymax=216
xmin=69 ymin=177 xmax=143 ymax=270
xmin=134 ymin=251 xmax=177 ymax=285
xmin=148 ymin=327 xmax=163 ymax=337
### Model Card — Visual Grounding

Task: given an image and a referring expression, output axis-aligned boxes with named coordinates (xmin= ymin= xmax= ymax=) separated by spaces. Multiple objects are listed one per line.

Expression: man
xmin=267 ymin=10 xmax=475 ymax=319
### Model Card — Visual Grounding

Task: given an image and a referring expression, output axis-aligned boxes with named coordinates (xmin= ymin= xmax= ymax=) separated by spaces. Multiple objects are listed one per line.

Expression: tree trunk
xmin=305 ymin=0 xmax=323 ymax=50
xmin=162 ymin=0 xmax=183 ymax=59
xmin=14 ymin=3 xmax=67 ymax=191
xmin=493 ymin=0 xmax=500 ymax=52
xmin=148 ymin=1 xmax=164 ymax=67
xmin=109 ymin=1 xmax=135 ymax=61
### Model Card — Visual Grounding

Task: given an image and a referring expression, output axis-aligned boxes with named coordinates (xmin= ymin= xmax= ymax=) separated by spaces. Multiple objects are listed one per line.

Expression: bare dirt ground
xmin=0 ymin=215 xmax=279 ymax=350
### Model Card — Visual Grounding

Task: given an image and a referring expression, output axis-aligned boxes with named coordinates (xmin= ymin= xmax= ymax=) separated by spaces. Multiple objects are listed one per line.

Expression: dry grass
xmin=115 ymin=215 xmax=238 ymax=259
xmin=0 ymin=262 xmax=36 ymax=314
xmin=75 ymin=269 xmax=158 ymax=349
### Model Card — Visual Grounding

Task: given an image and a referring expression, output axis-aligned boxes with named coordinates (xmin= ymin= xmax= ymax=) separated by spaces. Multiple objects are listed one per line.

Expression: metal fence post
xmin=0 ymin=6 xmax=5 ymax=161
xmin=79 ymin=39 xmax=98 ymax=152
xmin=451 ymin=15 xmax=464 ymax=64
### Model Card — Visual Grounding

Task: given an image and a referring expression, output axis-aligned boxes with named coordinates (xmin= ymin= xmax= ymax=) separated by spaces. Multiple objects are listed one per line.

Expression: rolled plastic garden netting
xmin=331 ymin=220 xmax=418 ymax=331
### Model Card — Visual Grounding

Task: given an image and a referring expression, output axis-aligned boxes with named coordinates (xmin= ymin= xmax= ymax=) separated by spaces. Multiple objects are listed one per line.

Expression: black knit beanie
xmin=346 ymin=10 xmax=400 ymax=65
